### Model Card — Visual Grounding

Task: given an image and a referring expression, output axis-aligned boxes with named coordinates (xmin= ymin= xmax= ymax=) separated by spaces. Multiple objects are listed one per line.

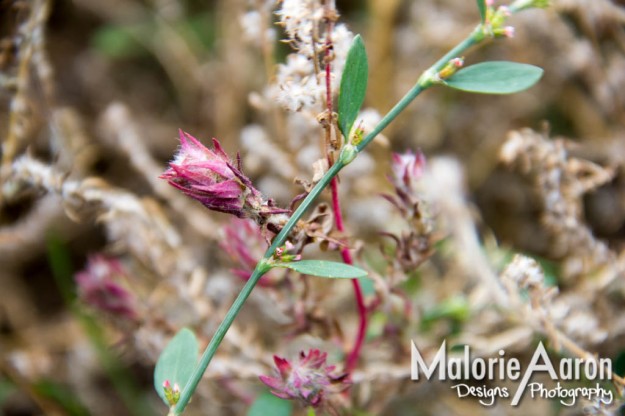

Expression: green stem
xmin=431 ymin=29 xmax=481 ymax=74
xmin=356 ymin=32 xmax=480 ymax=153
xmin=173 ymin=27 xmax=487 ymax=416
xmin=266 ymin=160 xmax=346 ymax=256
xmin=174 ymin=263 xmax=267 ymax=414
xmin=174 ymin=161 xmax=344 ymax=414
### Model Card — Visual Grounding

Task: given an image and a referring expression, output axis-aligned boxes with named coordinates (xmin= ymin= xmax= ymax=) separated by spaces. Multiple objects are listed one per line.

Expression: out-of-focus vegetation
xmin=2 ymin=0 xmax=625 ymax=415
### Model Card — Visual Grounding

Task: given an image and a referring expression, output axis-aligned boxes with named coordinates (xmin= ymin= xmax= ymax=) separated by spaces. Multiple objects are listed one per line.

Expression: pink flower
xmin=161 ymin=130 xmax=288 ymax=220
xmin=390 ymin=149 xmax=426 ymax=191
xmin=503 ymin=26 xmax=515 ymax=38
xmin=75 ymin=255 xmax=137 ymax=320
xmin=259 ymin=349 xmax=349 ymax=408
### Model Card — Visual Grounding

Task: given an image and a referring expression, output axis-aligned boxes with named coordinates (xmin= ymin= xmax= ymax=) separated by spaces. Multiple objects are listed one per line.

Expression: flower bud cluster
xmin=260 ymin=349 xmax=349 ymax=408
xmin=161 ymin=130 xmax=289 ymax=222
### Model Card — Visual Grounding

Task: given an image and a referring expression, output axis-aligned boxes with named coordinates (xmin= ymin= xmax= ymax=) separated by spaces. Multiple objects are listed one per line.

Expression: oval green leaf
xmin=154 ymin=328 xmax=199 ymax=406
xmin=477 ymin=0 xmax=487 ymax=22
xmin=247 ymin=392 xmax=293 ymax=416
xmin=277 ymin=260 xmax=368 ymax=279
xmin=338 ymin=34 xmax=368 ymax=137
xmin=445 ymin=61 xmax=544 ymax=94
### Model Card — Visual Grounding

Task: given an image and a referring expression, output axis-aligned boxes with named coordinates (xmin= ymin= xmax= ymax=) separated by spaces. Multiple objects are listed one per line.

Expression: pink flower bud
xmin=74 ymin=255 xmax=137 ymax=320
xmin=450 ymin=57 xmax=464 ymax=68
xmin=259 ymin=349 xmax=349 ymax=408
xmin=503 ymin=26 xmax=515 ymax=38
xmin=161 ymin=130 xmax=289 ymax=221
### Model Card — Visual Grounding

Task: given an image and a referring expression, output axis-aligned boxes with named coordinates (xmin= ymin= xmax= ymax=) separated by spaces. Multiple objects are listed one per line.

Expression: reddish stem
xmin=322 ymin=0 xmax=367 ymax=372
xmin=331 ymin=178 xmax=367 ymax=372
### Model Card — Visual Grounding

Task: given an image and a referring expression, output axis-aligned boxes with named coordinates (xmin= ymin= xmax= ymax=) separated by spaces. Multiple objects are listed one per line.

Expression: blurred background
xmin=2 ymin=0 xmax=625 ymax=414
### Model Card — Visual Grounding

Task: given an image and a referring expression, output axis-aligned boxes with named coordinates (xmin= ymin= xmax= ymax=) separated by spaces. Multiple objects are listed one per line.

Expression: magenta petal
xmin=211 ymin=137 xmax=230 ymax=160
xmin=270 ymin=390 xmax=292 ymax=400
xmin=190 ymin=160 xmax=235 ymax=179
xmin=180 ymin=130 xmax=209 ymax=153
xmin=274 ymin=356 xmax=292 ymax=378
xmin=259 ymin=375 xmax=284 ymax=392
xmin=192 ymin=180 xmax=242 ymax=198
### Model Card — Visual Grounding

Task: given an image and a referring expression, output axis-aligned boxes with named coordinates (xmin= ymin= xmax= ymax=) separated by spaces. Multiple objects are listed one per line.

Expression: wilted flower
xmin=219 ymin=218 xmax=285 ymax=286
xmin=382 ymin=150 xmax=435 ymax=274
xmin=259 ymin=349 xmax=349 ymax=408
xmin=390 ymin=149 xmax=426 ymax=191
xmin=75 ymin=254 xmax=137 ymax=320
xmin=161 ymin=130 xmax=288 ymax=221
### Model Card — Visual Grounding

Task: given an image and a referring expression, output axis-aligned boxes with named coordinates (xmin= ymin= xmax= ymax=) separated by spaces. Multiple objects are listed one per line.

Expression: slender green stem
xmin=174 ymin=262 xmax=268 ymax=414
xmin=356 ymin=32 xmax=480 ymax=153
xmin=174 ymin=161 xmax=344 ymax=414
xmin=266 ymin=160 xmax=346 ymax=255
xmin=431 ymin=29 xmax=481 ymax=76
xmin=173 ymin=27 xmax=488 ymax=416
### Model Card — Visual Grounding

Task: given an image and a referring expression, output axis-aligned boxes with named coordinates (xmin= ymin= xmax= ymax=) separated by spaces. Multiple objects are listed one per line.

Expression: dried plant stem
xmin=1 ymin=0 xmax=51 ymax=182
xmin=174 ymin=23 xmax=488 ymax=416
xmin=540 ymin=316 xmax=625 ymax=388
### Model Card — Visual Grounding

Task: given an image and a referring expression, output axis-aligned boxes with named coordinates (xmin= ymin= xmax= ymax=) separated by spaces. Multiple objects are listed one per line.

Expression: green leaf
xmin=154 ymin=328 xmax=199 ymax=406
xmin=247 ymin=392 xmax=293 ymax=416
xmin=338 ymin=34 xmax=368 ymax=137
xmin=477 ymin=0 xmax=487 ymax=22
xmin=445 ymin=61 xmax=544 ymax=94
xmin=277 ymin=260 xmax=368 ymax=279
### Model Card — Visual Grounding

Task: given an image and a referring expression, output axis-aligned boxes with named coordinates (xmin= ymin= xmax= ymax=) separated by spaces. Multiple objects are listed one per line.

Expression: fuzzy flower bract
xmin=161 ymin=130 xmax=288 ymax=221
xmin=260 ymin=349 xmax=349 ymax=408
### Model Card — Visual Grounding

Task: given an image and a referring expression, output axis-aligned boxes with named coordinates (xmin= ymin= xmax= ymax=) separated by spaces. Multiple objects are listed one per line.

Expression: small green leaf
xmin=277 ymin=260 xmax=368 ymax=279
xmin=477 ymin=0 xmax=487 ymax=22
xmin=154 ymin=328 xmax=199 ymax=406
xmin=338 ymin=35 xmax=368 ymax=137
xmin=445 ymin=61 xmax=543 ymax=94
xmin=247 ymin=392 xmax=293 ymax=416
